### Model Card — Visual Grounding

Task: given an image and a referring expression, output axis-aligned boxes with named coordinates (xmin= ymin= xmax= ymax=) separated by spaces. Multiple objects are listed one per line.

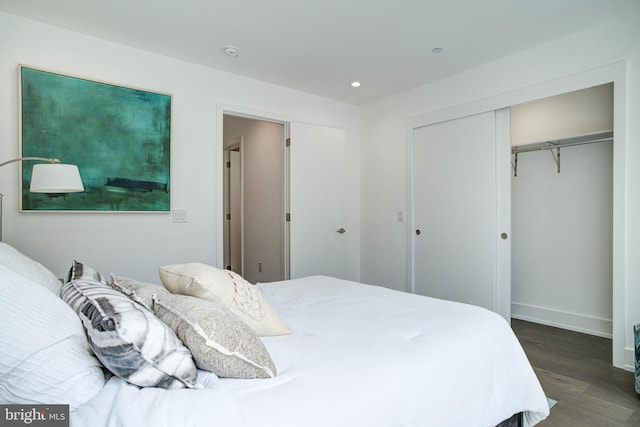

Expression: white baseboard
xmin=623 ymin=346 xmax=635 ymax=372
xmin=511 ymin=302 xmax=613 ymax=339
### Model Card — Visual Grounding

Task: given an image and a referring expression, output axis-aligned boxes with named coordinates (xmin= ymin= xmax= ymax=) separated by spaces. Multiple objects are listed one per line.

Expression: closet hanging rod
xmin=511 ymin=130 xmax=613 ymax=154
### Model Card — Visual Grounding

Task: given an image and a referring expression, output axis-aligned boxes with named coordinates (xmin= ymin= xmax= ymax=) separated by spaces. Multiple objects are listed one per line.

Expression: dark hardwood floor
xmin=511 ymin=319 xmax=640 ymax=426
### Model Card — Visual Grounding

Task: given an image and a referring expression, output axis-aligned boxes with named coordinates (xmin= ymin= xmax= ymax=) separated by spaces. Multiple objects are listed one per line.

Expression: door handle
xmin=337 ymin=228 xmax=346 ymax=234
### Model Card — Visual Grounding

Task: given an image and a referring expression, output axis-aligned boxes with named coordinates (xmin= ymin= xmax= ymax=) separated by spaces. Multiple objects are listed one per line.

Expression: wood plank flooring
xmin=511 ymin=319 xmax=640 ymax=426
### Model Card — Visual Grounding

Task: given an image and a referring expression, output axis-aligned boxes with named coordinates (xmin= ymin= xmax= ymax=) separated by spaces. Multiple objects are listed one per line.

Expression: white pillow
xmin=158 ymin=263 xmax=292 ymax=337
xmin=0 ymin=242 xmax=61 ymax=295
xmin=0 ymin=264 xmax=105 ymax=409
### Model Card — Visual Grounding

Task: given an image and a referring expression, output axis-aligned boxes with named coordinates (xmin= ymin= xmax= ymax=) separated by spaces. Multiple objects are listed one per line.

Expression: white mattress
xmin=71 ymin=276 xmax=549 ymax=427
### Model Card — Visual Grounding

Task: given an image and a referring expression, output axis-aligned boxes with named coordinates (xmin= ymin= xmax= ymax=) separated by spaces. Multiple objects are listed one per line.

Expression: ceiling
xmin=0 ymin=0 xmax=638 ymax=105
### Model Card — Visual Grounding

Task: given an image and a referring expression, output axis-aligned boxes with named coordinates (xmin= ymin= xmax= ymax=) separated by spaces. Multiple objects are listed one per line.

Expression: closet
xmin=510 ymin=83 xmax=614 ymax=338
xmin=409 ymin=67 xmax=625 ymax=369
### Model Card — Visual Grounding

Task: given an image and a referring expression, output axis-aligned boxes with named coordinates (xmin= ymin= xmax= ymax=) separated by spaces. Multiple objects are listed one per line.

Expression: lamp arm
xmin=0 ymin=157 xmax=60 ymax=168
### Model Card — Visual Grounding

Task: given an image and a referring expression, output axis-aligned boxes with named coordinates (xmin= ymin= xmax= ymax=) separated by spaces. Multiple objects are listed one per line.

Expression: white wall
xmin=511 ymin=83 xmax=613 ymax=146
xmin=511 ymin=142 xmax=614 ymax=336
xmin=360 ymin=10 xmax=640 ymax=369
xmin=0 ymin=12 xmax=360 ymax=284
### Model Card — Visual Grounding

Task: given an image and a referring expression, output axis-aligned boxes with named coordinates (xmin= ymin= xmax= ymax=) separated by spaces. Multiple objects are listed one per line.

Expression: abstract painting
xmin=19 ymin=65 xmax=171 ymax=211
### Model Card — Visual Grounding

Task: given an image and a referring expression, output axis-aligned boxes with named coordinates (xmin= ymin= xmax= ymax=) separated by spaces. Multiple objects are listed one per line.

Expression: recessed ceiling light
xmin=432 ymin=47 xmax=444 ymax=54
xmin=350 ymin=81 xmax=361 ymax=88
xmin=223 ymin=45 xmax=240 ymax=57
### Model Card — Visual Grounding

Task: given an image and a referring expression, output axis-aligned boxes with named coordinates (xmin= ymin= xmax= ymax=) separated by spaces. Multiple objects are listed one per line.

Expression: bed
xmin=0 ymin=242 xmax=549 ymax=427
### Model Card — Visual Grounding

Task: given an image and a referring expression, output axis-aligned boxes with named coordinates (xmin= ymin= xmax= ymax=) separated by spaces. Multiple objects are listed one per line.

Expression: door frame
xmin=407 ymin=61 xmax=627 ymax=369
xmin=223 ymin=137 xmax=243 ymax=274
xmin=217 ymin=104 xmax=291 ymax=280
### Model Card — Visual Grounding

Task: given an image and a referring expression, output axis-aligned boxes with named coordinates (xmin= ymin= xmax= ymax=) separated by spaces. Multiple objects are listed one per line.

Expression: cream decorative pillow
xmin=158 ymin=263 xmax=291 ymax=337
xmin=152 ymin=292 xmax=277 ymax=379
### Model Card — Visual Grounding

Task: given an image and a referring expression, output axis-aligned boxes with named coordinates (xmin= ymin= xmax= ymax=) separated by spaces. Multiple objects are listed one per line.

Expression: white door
xmin=289 ymin=123 xmax=347 ymax=279
xmin=412 ymin=110 xmax=510 ymax=317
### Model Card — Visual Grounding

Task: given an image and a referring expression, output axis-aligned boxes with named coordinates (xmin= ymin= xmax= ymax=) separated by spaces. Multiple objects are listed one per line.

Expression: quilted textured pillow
xmin=158 ymin=263 xmax=291 ymax=336
xmin=0 ymin=242 xmax=62 ymax=295
xmin=152 ymin=292 xmax=277 ymax=379
xmin=62 ymin=262 xmax=198 ymax=389
xmin=0 ymin=264 xmax=105 ymax=409
xmin=110 ymin=274 xmax=170 ymax=310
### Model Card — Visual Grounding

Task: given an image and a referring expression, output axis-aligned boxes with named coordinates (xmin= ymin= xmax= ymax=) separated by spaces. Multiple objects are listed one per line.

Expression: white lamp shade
xmin=29 ymin=163 xmax=84 ymax=193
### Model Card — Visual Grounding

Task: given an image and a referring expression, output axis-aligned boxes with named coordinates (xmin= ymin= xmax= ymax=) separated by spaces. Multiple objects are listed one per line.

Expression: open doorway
xmin=510 ymin=83 xmax=614 ymax=339
xmin=220 ymin=109 xmax=349 ymax=283
xmin=222 ymin=114 xmax=286 ymax=284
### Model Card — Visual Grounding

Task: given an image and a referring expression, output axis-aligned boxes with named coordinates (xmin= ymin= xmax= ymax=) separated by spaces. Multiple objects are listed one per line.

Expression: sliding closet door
xmin=412 ymin=110 xmax=510 ymax=316
xmin=289 ymin=123 xmax=347 ymax=279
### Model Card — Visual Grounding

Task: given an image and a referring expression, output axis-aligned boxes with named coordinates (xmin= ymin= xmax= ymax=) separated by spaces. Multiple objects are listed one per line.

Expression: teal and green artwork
xmin=19 ymin=65 xmax=171 ymax=211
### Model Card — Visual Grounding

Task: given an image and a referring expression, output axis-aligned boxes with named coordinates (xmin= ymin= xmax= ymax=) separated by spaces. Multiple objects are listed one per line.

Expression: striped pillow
xmin=66 ymin=259 xmax=108 ymax=285
xmin=62 ymin=262 xmax=198 ymax=389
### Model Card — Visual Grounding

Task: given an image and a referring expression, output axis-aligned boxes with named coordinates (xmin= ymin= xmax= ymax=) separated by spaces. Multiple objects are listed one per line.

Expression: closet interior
xmin=510 ymin=83 xmax=614 ymax=338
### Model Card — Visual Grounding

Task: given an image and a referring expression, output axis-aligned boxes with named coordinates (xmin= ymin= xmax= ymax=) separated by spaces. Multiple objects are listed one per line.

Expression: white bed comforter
xmin=71 ymin=276 xmax=549 ymax=427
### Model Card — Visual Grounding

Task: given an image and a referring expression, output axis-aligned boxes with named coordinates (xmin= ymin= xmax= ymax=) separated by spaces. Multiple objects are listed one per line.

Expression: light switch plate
xmin=173 ymin=209 xmax=187 ymax=223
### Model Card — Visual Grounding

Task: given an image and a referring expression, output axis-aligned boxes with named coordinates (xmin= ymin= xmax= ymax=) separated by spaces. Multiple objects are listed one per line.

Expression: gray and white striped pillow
xmin=62 ymin=262 xmax=198 ymax=389
xmin=66 ymin=259 xmax=108 ymax=285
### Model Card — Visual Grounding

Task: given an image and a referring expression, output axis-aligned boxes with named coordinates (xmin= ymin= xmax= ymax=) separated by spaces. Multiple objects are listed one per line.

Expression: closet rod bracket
xmin=549 ymin=146 xmax=560 ymax=173
xmin=511 ymin=130 xmax=612 ymax=177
